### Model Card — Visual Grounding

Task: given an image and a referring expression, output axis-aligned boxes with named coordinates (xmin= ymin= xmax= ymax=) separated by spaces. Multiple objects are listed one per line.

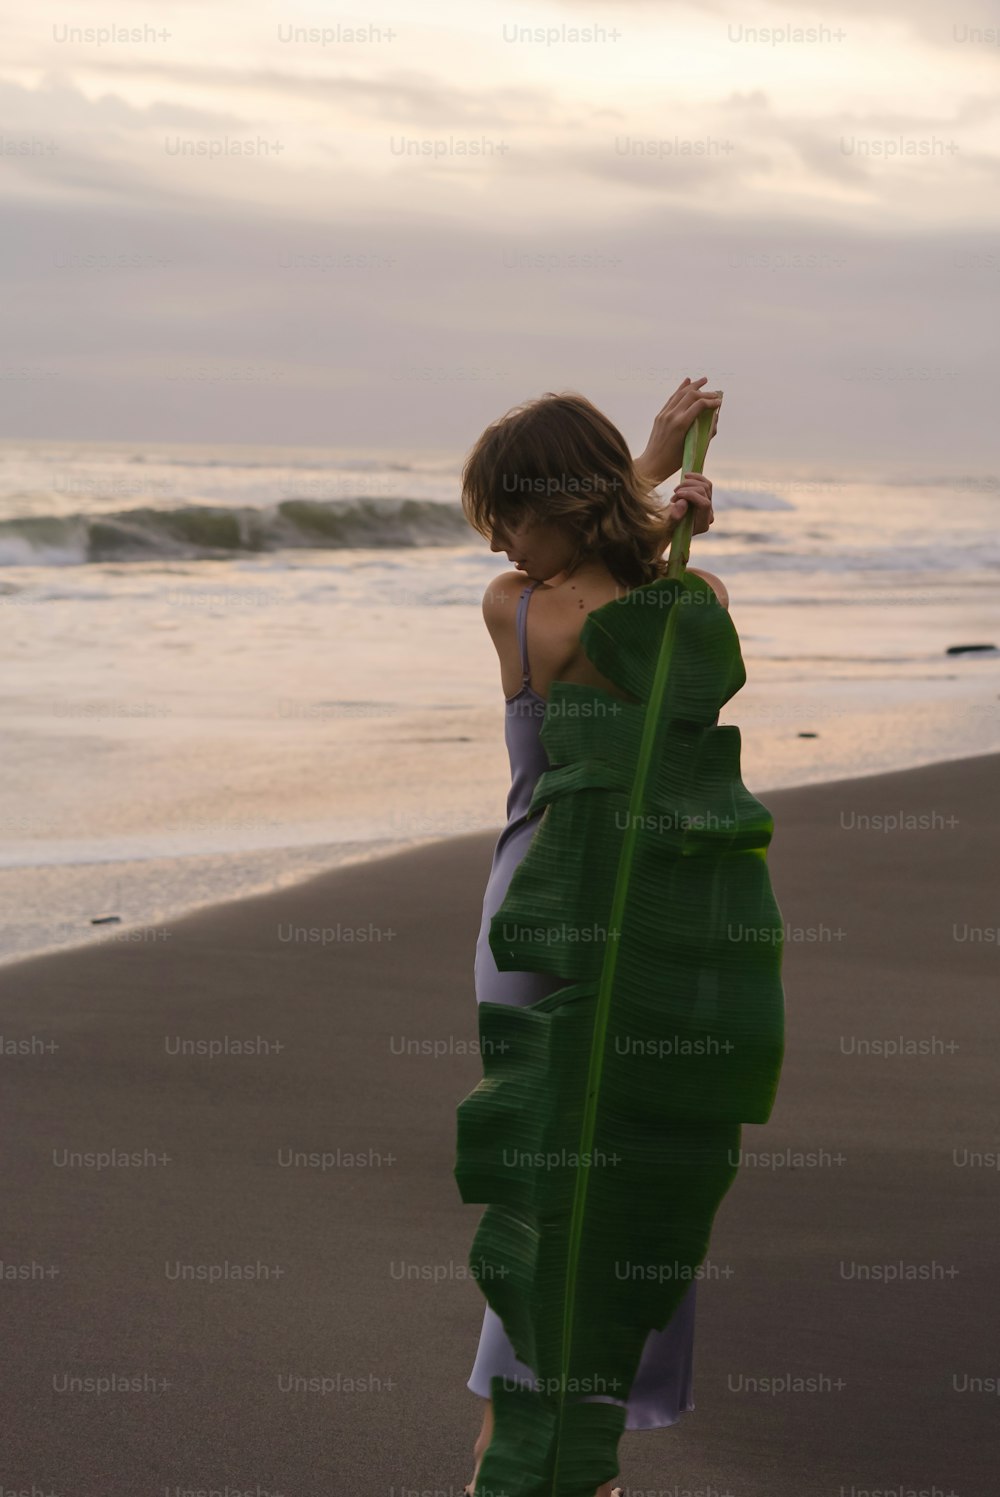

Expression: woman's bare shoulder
xmin=481 ymin=570 xmax=533 ymax=630
xmin=686 ymin=567 xmax=729 ymax=610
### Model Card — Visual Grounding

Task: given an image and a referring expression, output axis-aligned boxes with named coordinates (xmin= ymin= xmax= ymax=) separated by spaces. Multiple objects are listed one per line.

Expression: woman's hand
xmin=634 ymin=376 xmax=723 ymax=488
xmin=665 ymin=470 xmax=714 ymax=538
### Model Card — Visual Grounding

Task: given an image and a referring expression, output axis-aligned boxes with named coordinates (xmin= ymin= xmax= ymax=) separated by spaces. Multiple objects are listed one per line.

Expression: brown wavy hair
xmin=461 ymin=391 xmax=675 ymax=589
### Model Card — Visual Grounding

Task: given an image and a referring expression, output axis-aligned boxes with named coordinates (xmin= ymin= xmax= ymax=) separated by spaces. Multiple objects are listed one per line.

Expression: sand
xmin=1 ymin=751 xmax=997 ymax=1496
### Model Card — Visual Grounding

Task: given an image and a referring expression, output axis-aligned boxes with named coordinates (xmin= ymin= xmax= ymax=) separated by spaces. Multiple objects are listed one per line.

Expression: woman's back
xmin=485 ymin=562 xmax=642 ymax=707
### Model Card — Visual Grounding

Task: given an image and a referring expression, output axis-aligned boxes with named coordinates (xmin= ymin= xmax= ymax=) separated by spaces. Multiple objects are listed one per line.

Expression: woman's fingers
xmin=676 ymin=380 xmax=721 ymax=416
xmin=675 ymin=472 xmax=713 ymax=501
xmin=669 ymin=500 xmax=714 ymax=529
xmin=680 ymin=378 xmax=721 ymax=402
xmin=663 ymin=376 xmax=719 ymax=419
xmin=669 ymin=471 xmax=714 ymax=535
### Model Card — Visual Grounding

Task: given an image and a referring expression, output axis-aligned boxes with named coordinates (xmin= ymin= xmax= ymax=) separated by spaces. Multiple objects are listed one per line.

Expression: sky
xmin=1 ymin=0 xmax=998 ymax=470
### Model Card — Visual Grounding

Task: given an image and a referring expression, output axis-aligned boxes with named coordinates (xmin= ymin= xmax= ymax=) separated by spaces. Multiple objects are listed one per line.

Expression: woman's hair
xmin=461 ymin=391 xmax=674 ymax=589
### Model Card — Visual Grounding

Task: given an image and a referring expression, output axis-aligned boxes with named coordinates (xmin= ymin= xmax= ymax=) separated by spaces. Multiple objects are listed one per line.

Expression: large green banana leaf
xmin=455 ymin=425 xmax=785 ymax=1496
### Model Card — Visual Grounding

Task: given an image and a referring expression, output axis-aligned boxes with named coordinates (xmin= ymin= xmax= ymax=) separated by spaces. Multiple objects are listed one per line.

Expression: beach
xmin=2 ymin=749 xmax=997 ymax=1496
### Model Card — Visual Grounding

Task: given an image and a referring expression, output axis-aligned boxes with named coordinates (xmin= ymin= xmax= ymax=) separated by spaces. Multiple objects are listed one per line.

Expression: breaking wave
xmin=0 ymin=497 xmax=472 ymax=565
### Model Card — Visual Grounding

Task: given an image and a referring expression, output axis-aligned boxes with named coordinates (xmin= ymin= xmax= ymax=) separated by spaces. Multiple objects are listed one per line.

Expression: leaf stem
xmin=666 ymin=406 xmax=716 ymax=580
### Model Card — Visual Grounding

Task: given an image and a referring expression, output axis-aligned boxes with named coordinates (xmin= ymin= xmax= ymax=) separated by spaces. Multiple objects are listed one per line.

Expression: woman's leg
xmin=467 ymin=1393 xmax=492 ymax=1491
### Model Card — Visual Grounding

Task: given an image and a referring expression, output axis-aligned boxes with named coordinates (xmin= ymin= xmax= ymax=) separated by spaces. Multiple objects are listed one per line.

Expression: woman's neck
xmin=546 ymin=557 xmax=646 ymax=596
xmin=547 ymin=557 xmax=615 ymax=588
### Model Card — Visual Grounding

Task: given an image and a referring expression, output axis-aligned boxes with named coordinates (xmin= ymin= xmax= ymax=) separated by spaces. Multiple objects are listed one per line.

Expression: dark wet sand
xmin=1 ymin=751 xmax=998 ymax=1496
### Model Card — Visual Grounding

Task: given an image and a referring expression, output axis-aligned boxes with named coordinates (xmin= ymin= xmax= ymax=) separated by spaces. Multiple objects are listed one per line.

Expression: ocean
xmin=2 ymin=438 xmax=998 ymax=964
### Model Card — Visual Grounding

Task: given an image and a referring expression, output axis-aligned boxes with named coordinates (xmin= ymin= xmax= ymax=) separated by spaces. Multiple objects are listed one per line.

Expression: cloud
xmin=0 ymin=75 xmax=246 ymax=132
xmin=76 ymin=59 xmax=555 ymax=129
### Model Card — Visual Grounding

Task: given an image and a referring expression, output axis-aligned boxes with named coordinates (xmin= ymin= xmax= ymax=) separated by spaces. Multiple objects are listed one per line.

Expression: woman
xmin=458 ymin=377 xmax=724 ymax=1497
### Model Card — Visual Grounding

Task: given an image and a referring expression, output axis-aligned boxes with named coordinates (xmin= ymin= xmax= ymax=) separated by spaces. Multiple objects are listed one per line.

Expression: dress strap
xmin=516 ymin=581 xmax=539 ymax=687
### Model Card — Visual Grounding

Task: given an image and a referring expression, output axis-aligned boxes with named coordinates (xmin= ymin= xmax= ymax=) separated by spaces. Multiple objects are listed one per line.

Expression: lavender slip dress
xmin=467 ymin=578 xmax=696 ymax=1431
